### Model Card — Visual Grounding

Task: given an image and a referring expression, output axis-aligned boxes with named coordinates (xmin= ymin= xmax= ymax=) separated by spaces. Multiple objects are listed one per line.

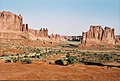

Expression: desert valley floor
xmin=0 ymin=41 xmax=120 ymax=80
xmin=0 ymin=60 xmax=120 ymax=80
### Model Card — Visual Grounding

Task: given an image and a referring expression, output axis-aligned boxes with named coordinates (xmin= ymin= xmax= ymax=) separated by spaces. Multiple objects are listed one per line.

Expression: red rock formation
xmin=49 ymin=33 xmax=60 ymax=41
xmin=0 ymin=11 xmax=23 ymax=31
xmin=0 ymin=11 xmax=29 ymax=40
xmin=49 ymin=33 xmax=67 ymax=43
xmin=115 ymin=35 xmax=120 ymax=43
xmin=22 ymin=24 xmax=29 ymax=32
xmin=29 ymin=28 xmax=48 ymax=37
xmin=82 ymin=25 xmax=115 ymax=45
xmin=0 ymin=11 xmax=49 ymax=40
xmin=0 ymin=11 xmax=68 ymax=46
xmin=102 ymin=27 xmax=115 ymax=45
xmin=0 ymin=11 xmax=30 ymax=32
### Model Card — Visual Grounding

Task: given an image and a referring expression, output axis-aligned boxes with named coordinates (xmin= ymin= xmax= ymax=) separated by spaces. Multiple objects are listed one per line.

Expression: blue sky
xmin=0 ymin=0 xmax=120 ymax=35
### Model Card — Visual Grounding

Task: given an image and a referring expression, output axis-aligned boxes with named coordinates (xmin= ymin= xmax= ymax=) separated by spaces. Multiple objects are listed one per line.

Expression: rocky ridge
xmin=0 ymin=11 xmax=66 ymax=44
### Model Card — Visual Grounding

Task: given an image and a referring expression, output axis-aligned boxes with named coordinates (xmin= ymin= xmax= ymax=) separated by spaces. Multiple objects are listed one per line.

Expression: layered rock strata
xmin=29 ymin=28 xmax=48 ymax=37
xmin=0 ymin=11 xmax=29 ymax=39
xmin=82 ymin=25 xmax=115 ymax=45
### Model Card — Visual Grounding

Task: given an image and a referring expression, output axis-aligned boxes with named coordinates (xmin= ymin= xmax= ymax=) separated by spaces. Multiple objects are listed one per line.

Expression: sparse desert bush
xmin=66 ymin=55 xmax=76 ymax=64
xmin=40 ymin=54 xmax=43 ymax=56
xmin=55 ymin=59 xmax=63 ymax=65
xmin=21 ymin=58 xmax=32 ymax=64
xmin=24 ymin=55 xmax=28 ymax=58
xmin=35 ymin=54 xmax=40 ymax=58
xmin=98 ymin=54 xmax=112 ymax=62
xmin=114 ymin=58 xmax=120 ymax=63
xmin=31 ymin=56 xmax=35 ymax=58
xmin=32 ymin=48 xmax=41 ymax=54
xmin=67 ymin=51 xmax=70 ymax=54
xmin=13 ymin=57 xmax=19 ymax=63
xmin=58 ymin=49 xmax=61 ymax=53
xmin=5 ymin=58 xmax=11 ymax=63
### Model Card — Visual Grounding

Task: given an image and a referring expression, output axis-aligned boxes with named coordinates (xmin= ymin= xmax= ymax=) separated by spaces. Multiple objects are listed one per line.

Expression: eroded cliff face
xmin=0 ymin=11 xmax=23 ymax=31
xmin=82 ymin=25 xmax=115 ymax=45
xmin=0 ymin=11 xmax=49 ymax=40
xmin=102 ymin=27 xmax=115 ymax=45
xmin=0 ymin=11 xmax=66 ymax=44
xmin=115 ymin=35 xmax=120 ymax=43
xmin=49 ymin=33 xmax=60 ymax=40
xmin=0 ymin=11 xmax=29 ymax=40
xmin=29 ymin=28 xmax=48 ymax=37
xmin=48 ymin=33 xmax=67 ymax=43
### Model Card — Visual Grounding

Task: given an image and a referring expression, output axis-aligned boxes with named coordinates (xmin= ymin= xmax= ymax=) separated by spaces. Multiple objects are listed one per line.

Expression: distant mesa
xmin=29 ymin=28 xmax=48 ymax=37
xmin=63 ymin=36 xmax=82 ymax=41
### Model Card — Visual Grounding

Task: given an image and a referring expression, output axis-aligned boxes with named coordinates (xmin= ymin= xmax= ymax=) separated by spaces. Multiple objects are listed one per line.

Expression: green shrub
xmin=13 ymin=57 xmax=19 ymax=63
xmin=32 ymin=48 xmax=41 ymax=54
xmin=55 ymin=59 xmax=63 ymax=65
xmin=40 ymin=54 xmax=43 ymax=56
xmin=66 ymin=55 xmax=76 ymax=64
xmin=31 ymin=56 xmax=35 ymax=58
xmin=24 ymin=55 xmax=28 ymax=58
xmin=5 ymin=59 xmax=11 ymax=63
xmin=99 ymin=54 xmax=112 ymax=61
xmin=34 ymin=54 xmax=40 ymax=58
xmin=21 ymin=58 xmax=32 ymax=64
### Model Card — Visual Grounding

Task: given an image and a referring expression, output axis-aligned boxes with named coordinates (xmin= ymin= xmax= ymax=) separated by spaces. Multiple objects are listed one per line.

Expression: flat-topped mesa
xmin=0 ymin=11 xmax=29 ymax=32
xmin=82 ymin=25 xmax=115 ymax=45
xmin=29 ymin=28 xmax=48 ymax=37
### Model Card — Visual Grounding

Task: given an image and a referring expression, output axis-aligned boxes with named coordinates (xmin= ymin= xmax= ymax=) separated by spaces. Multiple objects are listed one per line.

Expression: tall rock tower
xmin=82 ymin=25 xmax=115 ymax=45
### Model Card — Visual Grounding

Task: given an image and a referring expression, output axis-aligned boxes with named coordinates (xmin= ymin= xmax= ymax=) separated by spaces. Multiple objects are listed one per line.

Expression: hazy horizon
xmin=0 ymin=0 xmax=120 ymax=36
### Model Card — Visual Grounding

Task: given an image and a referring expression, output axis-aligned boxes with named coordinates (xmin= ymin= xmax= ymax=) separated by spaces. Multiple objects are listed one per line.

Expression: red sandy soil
xmin=0 ymin=61 xmax=120 ymax=81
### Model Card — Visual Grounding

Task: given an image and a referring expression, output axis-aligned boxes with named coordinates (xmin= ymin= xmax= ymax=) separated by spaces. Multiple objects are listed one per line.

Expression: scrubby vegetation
xmin=12 ymin=57 xmax=19 ymax=63
xmin=5 ymin=58 xmax=11 ymax=63
xmin=55 ymin=59 xmax=63 ymax=65
xmin=21 ymin=58 xmax=32 ymax=64
xmin=66 ymin=54 xmax=76 ymax=64
xmin=0 ymin=45 xmax=120 ymax=67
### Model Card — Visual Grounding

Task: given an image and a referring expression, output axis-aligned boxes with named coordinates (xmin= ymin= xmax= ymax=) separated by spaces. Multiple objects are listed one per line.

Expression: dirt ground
xmin=0 ymin=61 xmax=120 ymax=81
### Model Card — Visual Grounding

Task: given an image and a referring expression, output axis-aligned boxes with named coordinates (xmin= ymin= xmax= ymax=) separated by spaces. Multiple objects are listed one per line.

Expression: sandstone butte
xmin=0 ymin=11 xmax=119 ymax=46
xmin=0 ymin=11 xmax=66 ymax=45
xmin=81 ymin=25 xmax=117 ymax=46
